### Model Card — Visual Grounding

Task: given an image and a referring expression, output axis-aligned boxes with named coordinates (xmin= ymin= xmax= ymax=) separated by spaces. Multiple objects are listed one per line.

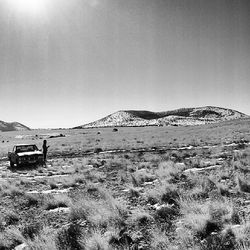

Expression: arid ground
xmin=0 ymin=118 xmax=250 ymax=249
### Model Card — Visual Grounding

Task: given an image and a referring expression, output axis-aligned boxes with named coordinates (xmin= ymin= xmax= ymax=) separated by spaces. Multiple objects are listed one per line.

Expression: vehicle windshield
xmin=16 ymin=145 xmax=38 ymax=153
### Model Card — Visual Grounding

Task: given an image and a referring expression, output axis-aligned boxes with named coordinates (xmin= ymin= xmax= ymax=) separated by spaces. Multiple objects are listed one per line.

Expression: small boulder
xmin=15 ymin=243 xmax=29 ymax=250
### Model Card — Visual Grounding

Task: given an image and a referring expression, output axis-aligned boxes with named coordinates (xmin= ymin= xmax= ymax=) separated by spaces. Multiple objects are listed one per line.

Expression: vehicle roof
xmin=14 ymin=144 xmax=38 ymax=146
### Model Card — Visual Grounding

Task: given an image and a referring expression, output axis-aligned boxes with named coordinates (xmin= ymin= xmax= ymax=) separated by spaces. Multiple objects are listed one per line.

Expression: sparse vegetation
xmin=0 ymin=121 xmax=250 ymax=248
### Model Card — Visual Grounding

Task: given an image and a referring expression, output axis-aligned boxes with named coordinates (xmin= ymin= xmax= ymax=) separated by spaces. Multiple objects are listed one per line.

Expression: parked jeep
xmin=8 ymin=144 xmax=44 ymax=167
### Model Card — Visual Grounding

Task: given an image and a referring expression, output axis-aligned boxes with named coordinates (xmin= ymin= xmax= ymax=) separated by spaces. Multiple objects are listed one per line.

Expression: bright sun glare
xmin=7 ymin=0 xmax=49 ymax=16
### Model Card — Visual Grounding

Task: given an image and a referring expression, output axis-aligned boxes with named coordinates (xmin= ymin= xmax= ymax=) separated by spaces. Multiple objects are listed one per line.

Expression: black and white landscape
xmin=0 ymin=0 xmax=249 ymax=249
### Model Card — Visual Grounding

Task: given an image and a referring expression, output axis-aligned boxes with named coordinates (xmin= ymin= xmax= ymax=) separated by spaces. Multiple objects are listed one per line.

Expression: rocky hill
xmin=0 ymin=120 xmax=30 ymax=132
xmin=75 ymin=106 xmax=249 ymax=128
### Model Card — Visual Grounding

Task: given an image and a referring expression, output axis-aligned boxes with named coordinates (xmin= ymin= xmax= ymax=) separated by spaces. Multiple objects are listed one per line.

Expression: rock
xmin=153 ymin=203 xmax=172 ymax=210
xmin=61 ymin=165 xmax=71 ymax=169
xmin=47 ymin=207 xmax=70 ymax=213
xmin=27 ymin=188 xmax=72 ymax=195
xmin=122 ymin=187 xmax=144 ymax=193
xmin=85 ymin=165 xmax=94 ymax=170
xmin=230 ymin=224 xmax=241 ymax=229
xmin=15 ymin=243 xmax=29 ymax=250
xmin=175 ymin=162 xmax=185 ymax=168
xmin=183 ymin=165 xmax=222 ymax=173
xmin=142 ymin=181 xmax=154 ymax=186
xmin=26 ymin=190 xmax=39 ymax=194
xmin=42 ymin=188 xmax=72 ymax=194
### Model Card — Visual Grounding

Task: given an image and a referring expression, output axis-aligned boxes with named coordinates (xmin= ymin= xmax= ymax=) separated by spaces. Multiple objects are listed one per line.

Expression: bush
xmin=44 ymin=194 xmax=71 ymax=210
xmin=22 ymin=222 xmax=43 ymax=240
xmin=154 ymin=204 xmax=179 ymax=227
xmin=237 ymin=176 xmax=250 ymax=193
xmin=94 ymin=148 xmax=103 ymax=154
xmin=25 ymin=193 xmax=39 ymax=207
xmin=56 ymin=223 xmax=82 ymax=250
xmin=200 ymin=227 xmax=236 ymax=250
xmin=3 ymin=211 xmax=19 ymax=226
xmin=83 ymin=230 xmax=110 ymax=250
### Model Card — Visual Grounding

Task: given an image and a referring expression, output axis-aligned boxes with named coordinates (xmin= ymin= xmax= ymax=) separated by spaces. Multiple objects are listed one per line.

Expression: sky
xmin=0 ymin=0 xmax=249 ymax=128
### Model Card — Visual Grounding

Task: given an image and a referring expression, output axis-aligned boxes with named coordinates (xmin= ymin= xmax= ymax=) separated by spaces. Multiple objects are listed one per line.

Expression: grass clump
xmin=155 ymin=161 xmax=185 ymax=182
xmin=24 ymin=193 xmax=40 ymax=207
xmin=150 ymin=228 xmax=170 ymax=250
xmin=2 ymin=211 xmax=19 ymax=226
xmin=176 ymin=196 xmax=240 ymax=249
xmin=131 ymin=169 xmax=156 ymax=187
xmin=0 ymin=227 xmax=24 ymax=249
xmin=128 ymin=209 xmax=154 ymax=227
xmin=70 ymin=190 xmax=127 ymax=228
xmin=43 ymin=194 xmax=71 ymax=210
xmin=82 ymin=230 xmax=110 ymax=250
xmin=0 ymin=181 xmax=24 ymax=197
xmin=21 ymin=222 xmax=43 ymax=240
xmin=237 ymin=176 xmax=250 ymax=193
xmin=146 ymin=183 xmax=179 ymax=206
xmin=56 ymin=223 xmax=82 ymax=250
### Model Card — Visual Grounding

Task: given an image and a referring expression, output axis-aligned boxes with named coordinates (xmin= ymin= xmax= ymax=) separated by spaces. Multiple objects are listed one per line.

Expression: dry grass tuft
xmin=43 ymin=194 xmax=71 ymax=210
xmin=237 ymin=176 xmax=250 ymax=193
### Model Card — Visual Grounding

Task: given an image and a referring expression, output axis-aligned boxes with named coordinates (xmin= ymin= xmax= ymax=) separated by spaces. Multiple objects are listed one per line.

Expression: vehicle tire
xmin=10 ymin=160 xmax=14 ymax=168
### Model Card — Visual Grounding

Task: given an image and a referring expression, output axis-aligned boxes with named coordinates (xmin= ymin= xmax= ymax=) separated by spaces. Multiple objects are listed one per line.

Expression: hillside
xmin=75 ymin=106 xmax=249 ymax=128
xmin=0 ymin=120 xmax=30 ymax=132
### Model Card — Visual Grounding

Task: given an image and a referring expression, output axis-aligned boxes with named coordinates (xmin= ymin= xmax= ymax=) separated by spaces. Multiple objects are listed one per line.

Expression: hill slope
xmin=75 ymin=106 xmax=249 ymax=128
xmin=0 ymin=120 xmax=30 ymax=132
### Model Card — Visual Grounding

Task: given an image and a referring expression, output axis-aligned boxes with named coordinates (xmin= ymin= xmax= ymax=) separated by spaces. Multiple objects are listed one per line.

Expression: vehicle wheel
xmin=10 ymin=161 xmax=14 ymax=168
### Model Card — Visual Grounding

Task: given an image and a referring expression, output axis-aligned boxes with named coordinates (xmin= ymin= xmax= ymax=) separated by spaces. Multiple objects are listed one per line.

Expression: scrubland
xmin=0 ymin=118 xmax=250 ymax=249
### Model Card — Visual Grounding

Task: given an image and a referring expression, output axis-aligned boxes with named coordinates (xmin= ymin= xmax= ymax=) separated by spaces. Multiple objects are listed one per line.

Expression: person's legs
xmin=44 ymin=151 xmax=47 ymax=162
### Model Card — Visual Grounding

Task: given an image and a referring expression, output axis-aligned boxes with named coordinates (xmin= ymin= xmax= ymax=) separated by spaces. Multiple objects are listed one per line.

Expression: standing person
xmin=42 ymin=140 xmax=50 ymax=162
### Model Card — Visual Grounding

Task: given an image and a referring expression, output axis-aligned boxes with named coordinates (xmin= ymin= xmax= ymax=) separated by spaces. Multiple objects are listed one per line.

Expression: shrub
xmin=160 ymin=186 xmax=179 ymax=206
xmin=131 ymin=170 xmax=156 ymax=187
xmin=155 ymin=161 xmax=185 ymax=181
xmin=25 ymin=226 xmax=57 ymax=249
xmin=154 ymin=204 xmax=179 ymax=227
xmin=82 ymin=230 xmax=110 ymax=250
xmin=3 ymin=211 xmax=19 ymax=226
xmin=150 ymin=228 xmax=170 ymax=250
xmin=49 ymin=182 xmax=58 ymax=190
xmin=128 ymin=187 xmax=140 ymax=198
xmin=94 ymin=148 xmax=103 ymax=154
xmin=237 ymin=176 xmax=250 ymax=193
xmin=24 ymin=193 xmax=39 ymax=207
xmin=43 ymin=194 xmax=71 ymax=210
xmin=129 ymin=210 xmax=154 ymax=227
xmin=0 ymin=227 xmax=24 ymax=249
xmin=22 ymin=222 xmax=43 ymax=240
xmin=70 ymin=191 xmax=127 ymax=229
xmin=200 ymin=227 xmax=236 ymax=250
xmin=56 ymin=223 xmax=82 ymax=250
xmin=1 ymin=182 xmax=24 ymax=197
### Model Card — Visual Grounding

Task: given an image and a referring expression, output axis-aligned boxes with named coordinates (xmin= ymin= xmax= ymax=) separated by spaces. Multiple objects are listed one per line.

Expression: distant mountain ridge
xmin=0 ymin=120 xmax=30 ymax=132
xmin=75 ymin=106 xmax=249 ymax=128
